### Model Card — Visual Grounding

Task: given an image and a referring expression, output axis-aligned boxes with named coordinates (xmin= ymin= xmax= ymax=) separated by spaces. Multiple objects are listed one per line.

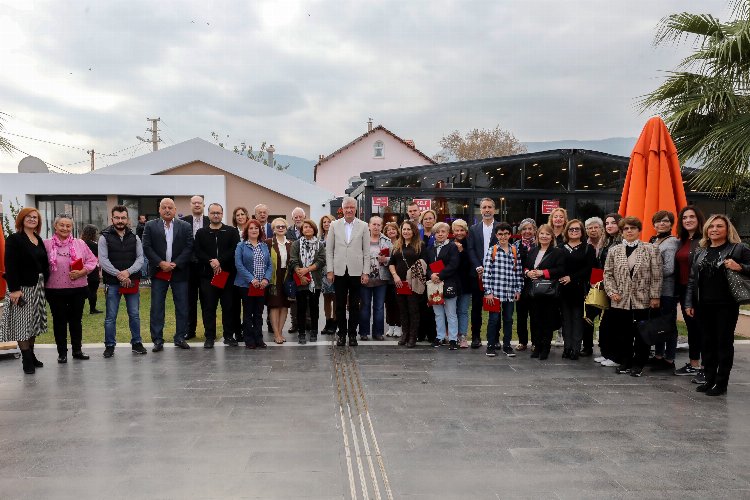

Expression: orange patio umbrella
xmin=618 ymin=116 xmax=688 ymax=241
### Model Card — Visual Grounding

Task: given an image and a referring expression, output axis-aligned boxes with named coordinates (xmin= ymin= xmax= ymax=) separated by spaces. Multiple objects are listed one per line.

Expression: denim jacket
xmin=234 ymin=240 xmax=273 ymax=288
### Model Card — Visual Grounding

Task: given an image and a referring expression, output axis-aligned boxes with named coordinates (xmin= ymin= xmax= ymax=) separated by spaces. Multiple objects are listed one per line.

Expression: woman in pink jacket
xmin=44 ymin=214 xmax=98 ymax=363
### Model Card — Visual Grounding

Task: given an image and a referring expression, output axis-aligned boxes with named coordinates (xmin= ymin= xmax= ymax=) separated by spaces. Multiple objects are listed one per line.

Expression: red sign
xmin=541 ymin=199 xmax=560 ymax=215
xmin=372 ymin=196 xmax=389 ymax=207
xmin=413 ymin=199 xmax=432 ymax=212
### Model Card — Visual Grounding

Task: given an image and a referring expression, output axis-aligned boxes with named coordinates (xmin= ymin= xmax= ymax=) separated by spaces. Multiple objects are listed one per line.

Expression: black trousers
xmin=560 ymin=299 xmax=584 ymax=353
xmin=199 ymin=278 xmax=235 ymax=341
xmin=609 ymin=308 xmax=650 ymax=368
xmin=46 ymin=287 xmax=87 ymax=357
xmin=396 ymin=293 xmax=421 ymax=342
xmin=677 ymin=283 xmax=702 ymax=362
xmin=530 ymin=296 xmax=559 ymax=353
xmin=698 ymin=302 xmax=738 ymax=388
xmin=232 ymin=286 xmax=244 ymax=341
xmin=470 ymin=289 xmax=485 ymax=343
xmin=385 ymin=284 xmax=401 ymax=326
xmin=597 ymin=309 xmax=617 ymax=361
xmin=296 ymin=289 xmax=321 ymax=334
xmin=86 ymin=277 xmax=100 ymax=312
xmin=516 ymin=295 xmax=533 ymax=346
xmin=418 ymin=299 xmax=436 ymax=341
xmin=187 ymin=262 xmax=202 ymax=337
xmin=334 ymin=271 xmax=361 ymax=338
xmin=241 ymin=294 xmax=265 ymax=347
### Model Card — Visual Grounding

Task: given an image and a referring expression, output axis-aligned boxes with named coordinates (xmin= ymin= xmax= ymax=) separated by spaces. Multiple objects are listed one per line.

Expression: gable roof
xmin=92 ymin=137 xmax=335 ymax=205
xmin=313 ymin=124 xmax=436 ymax=180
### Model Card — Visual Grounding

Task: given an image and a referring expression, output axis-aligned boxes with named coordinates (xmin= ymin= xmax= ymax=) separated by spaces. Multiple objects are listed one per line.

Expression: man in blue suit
xmin=142 ymin=198 xmax=195 ymax=351
xmin=466 ymin=198 xmax=500 ymax=348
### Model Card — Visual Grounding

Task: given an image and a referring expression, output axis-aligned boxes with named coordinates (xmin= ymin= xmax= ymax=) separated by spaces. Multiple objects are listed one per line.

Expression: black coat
xmin=467 ymin=221 xmax=499 ymax=270
xmin=193 ymin=224 xmax=241 ymax=279
xmin=453 ymin=237 xmax=474 ymax=294
xmin=3 ymin=232 xmax=50 ymax=292
xmin=181 ymin=215 xmax=210 ymax=263
xmin=426 ymin=241 xmax=461 ymax=295
xmin=142 ymin=218 xmax=194 ymax=281
xmin=524 ymin=246 xmax=566 ymax=280
xmin=559 ymin=242 xmax=596 ymax=302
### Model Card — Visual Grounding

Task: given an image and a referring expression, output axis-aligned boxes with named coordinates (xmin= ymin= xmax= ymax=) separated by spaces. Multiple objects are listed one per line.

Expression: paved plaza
xmin=0 ymin=336 xmax=749 ymax=499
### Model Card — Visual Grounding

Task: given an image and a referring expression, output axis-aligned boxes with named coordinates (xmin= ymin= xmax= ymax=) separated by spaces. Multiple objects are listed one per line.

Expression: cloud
xmin=0 ymin=0 xmax=731 ymax=173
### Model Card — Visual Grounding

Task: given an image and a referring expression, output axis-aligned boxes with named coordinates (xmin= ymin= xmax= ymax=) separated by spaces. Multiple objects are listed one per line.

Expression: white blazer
xmin=325 ymin=217 xmax=370 ymax=276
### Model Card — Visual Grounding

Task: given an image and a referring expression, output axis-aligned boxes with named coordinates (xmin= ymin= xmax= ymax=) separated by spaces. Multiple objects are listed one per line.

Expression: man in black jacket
xmin=194 ymin=203 xmax=240 ymax=348
xmin=181 ymin=195 xmax=210 ymax=340
xmin=466 ymin=198 xmax=500 ymax=348
xmin=142 ymin=198 xmax=194 ymax=351
xmin=99 ymin=205 xmax=147 ymax=358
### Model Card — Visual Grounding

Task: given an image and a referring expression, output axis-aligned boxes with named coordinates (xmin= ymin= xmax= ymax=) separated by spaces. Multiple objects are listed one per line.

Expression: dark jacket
xmin=286 ymin=225 xmax=302 ymax=242
xmin=467 ymin=221 xmax=499 ymax=270
xmin=84 ymin=239 xmax=100 ymax=283
xmin=100 ymin=226 xmax=142 ymax=286
xmin=181 ymin=215 xmax=210 ymax=263
xmin=193 ymin=224 xmax=241 ymax=279
xmin=559 ymin=242 xmax=596 ymax=302
xmin=524 ymin=246 xmax=566 ymax=281
xmin=136 ymin=221 xmax=146 ymax=239
xmin=142 ymin=218 xmax=194 ymax=281
xmin=453 ymin=237 xmax=474 ymax=294
xmin=3 ymin=232 xmax=50 ymax=292
xmin=426 ymin=241 xmax=461 ymax=295
xmin=685 ymin=242 xmax=750 ymax=310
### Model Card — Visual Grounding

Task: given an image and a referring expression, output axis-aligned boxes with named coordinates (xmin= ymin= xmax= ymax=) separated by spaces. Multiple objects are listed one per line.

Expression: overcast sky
xmin=0 ymin=0 xmax=730 ymax=173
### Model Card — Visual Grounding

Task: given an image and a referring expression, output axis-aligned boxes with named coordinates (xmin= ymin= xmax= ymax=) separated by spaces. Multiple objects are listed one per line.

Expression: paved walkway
xmin=0 ymin=338 xmax=749 ymax=499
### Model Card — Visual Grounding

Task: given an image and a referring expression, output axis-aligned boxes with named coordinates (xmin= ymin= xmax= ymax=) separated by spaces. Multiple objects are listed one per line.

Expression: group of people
xmin=1 ymin=195 xmax=748 ymax=396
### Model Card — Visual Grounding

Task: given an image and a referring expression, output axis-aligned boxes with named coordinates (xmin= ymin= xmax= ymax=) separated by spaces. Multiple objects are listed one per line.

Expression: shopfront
xmin=350 ymin=149 xmax=732 ymax=229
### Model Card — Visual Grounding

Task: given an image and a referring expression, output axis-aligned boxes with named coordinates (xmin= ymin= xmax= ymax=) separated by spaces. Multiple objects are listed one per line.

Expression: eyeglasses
xmin=655 ymin=218 xmax=672 ymax=224
xmin=275 ymin=225 xmax=287 ymax=229
xmin=568 ymin=227 xmax=582 ymax=232
xmin=25 ymin=215 xmax=39 ymax=220
xmin=622 ymin=226 xmax=638 ymax=231
xmin=496 ymin=232 xmax=510 ymax=237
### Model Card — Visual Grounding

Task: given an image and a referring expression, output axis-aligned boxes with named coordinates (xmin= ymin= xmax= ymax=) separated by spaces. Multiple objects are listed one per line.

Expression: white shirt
xmin=276 ymin=238 xmax=288 ymax=267
xmin=344 ymin=220 xmax=355 ymax=244
xmin=163 ymin=219 xmax=174 ymax=262
xmin=482 ymin=220 xmax=494 ymax=258
xmin=192 ymin=216 xmax=202 ymax=236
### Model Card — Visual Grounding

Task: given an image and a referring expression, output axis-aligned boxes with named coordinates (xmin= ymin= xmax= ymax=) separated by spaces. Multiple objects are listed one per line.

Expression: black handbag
xmin=726 ymin=244 xmax=750 ymax=305
xmin=637 ymin=311 xmax=671 ymax=346
xmin=528 ymin=278 xmax=559 ymax=298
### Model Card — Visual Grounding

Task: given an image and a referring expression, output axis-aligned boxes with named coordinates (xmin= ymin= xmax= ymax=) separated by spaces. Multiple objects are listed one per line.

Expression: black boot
xmin=298 ymin=332 xmax=307 ymax=345
xmin=30 ymin=343 xmax=43 ymax=367
xmin=309 ymin=330 xmax=318 ymax=343
xmin=21 ymin=350 xmax=35 ymax=375
xmin=336 ymin=334 xmax=346 ymax=346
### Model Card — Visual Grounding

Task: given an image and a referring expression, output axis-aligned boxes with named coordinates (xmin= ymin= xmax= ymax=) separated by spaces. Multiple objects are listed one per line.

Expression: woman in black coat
xmin=425 ymin=222 xmax=461 ymax=349
xmin=524 ymin=224 xmax=566 ymax=360
xmin=685 ymin=214 xmax=750 ymax=396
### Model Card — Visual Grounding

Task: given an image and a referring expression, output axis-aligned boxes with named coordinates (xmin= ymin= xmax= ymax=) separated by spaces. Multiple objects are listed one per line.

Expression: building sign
xmin=371 ymin=196 xmax=389 ymax=210
xmin=541 ymin=199 xmax=560 ymax=215
xmin=413 ymin=199 xmax=432 ymax=212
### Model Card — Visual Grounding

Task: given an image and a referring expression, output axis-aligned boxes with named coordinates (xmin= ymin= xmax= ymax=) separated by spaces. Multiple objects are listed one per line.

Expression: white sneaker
xmin=394 ymin=326 xmax=402 ymax=337
xmin=594 ymin=356 xmax=605 ymax=363
xmin=385 ymin=325 xmax=394 ymax=337
xmin=601 ymin=359 xmax=618 ymax=367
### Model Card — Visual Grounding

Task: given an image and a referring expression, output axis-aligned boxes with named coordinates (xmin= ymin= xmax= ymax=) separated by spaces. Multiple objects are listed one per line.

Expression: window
xmin=524 ymin=159 xmax=569 ymax=191
xmin=36 ymin=197 xmax=107 ymax=238
xmin=373 ymin=141 xmax=384 ymax=158
xmin=574 ymin=157 xmax=625 ymax=191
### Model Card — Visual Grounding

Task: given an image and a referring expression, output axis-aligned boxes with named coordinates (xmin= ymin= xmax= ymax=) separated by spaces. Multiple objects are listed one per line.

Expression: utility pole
xmin=87 ymin=149 xmax=95 ymax=171
xmin=136 ymin=117 xmax=162 ymax=151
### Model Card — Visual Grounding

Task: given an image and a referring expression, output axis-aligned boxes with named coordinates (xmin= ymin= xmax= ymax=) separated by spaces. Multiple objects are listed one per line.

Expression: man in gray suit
xmin=326 ymin=197 xmax=370 ymax=346
xmin=142 ymin=198 xmax=194 ymax=351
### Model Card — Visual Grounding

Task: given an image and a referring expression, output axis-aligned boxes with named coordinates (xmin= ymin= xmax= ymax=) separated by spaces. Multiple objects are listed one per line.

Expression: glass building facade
xmin=349 ymin=149 xmax=733 ymax=229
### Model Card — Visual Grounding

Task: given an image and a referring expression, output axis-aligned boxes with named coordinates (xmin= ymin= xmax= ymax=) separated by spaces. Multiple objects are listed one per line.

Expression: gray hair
xmin=342 ymin=197 xmax=357 ymax=207
xmin=518 ymin=218 xmax=537 ymax=230
xmin=291 ymin=207 xmax=306 ymax=216
xmin=585 ymin=217 xmax=604 ymax=228
xmin=54 ymin=213 xmax=74 ymax=226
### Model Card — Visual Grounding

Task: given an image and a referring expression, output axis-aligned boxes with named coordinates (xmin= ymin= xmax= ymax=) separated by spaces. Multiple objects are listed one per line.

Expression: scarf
xmin=300 ymin=237 xmax=319 ymax=268
xmin=49 ymin=234 xmax=78 ymax=272
xmin=520 ymin=236 xmax=536 ymax=252
xmin=623 ymin=239 xmax=640 ymax=248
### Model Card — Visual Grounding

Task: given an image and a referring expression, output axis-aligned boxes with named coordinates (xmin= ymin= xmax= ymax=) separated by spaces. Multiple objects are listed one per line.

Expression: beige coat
xmin=603 ymin=242 xmax=663 ymax=310
xmin=325 ymin=217 xmax=370 ymax=276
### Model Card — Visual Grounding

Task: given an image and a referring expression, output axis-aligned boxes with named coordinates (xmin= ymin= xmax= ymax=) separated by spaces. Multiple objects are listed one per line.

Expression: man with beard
xmin=99 ymin=205 xmax=147 ymax=358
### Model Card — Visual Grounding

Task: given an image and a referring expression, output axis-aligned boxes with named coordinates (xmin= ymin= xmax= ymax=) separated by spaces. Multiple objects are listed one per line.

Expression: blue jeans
xmin=487 ymin=301 xmax=515 ymax=348
xmin=104 ymin=285 xmax=141 ymax=346
xmin=150 ymin=277 xmax=188 ymax=345
xmin=456 ymin=293 xmax=471 ymax=335
xmin=433 ymin=296 xmax=458 ymax=341
xmin=359 ymin=284 xmax=386 ymax=337
xmin=654 ymin=295 xmax=678 ymax=361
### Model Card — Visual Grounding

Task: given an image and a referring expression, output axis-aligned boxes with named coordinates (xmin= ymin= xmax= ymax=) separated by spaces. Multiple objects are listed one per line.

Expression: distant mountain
xmin=276 ymin=154 xmax=315 ymax=182
xmin=523 ymin=138 xmax=637 ymax=157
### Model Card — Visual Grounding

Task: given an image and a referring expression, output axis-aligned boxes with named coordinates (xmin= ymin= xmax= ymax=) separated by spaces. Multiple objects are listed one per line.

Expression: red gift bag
xmin=590 ymin=268 xmax=604 ymax=285
xmin=248 ymin=285 xmax=265 ymax=297
xmin=293 ymin=272 xmax=312 ymax=286
xmin=429 ymin=260 xmax=445 ymax=274
xmin=154 ymin=270 xmax=172 ymax=281
xmin=482 ymin=296 xmax=501 ymax=312
xmin=379 ymin=247 xmax=390 ymax=256
xmin=210 ymin=271 xmax=230 ymax=289
xmin=119 ymin=280 xmax=140 ymax=294
xmin=395 ymin=282 xmax=412 ymax=295
xmin=70 ymin=258 xmax=84 ymax=271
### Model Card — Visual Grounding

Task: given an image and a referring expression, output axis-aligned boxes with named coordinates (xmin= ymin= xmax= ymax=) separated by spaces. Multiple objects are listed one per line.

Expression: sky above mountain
xmin=0 ymin=0 xmax=729 ymax=174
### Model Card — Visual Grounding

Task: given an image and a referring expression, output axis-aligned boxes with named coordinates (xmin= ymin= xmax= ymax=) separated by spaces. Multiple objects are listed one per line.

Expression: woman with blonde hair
xmin=319 ymin=214 xmax=337 ymax=335
xmin=419 ymin=209 xmax=438 ymax=249
xmin=547 ymin=207 xmax=568 ymax=247
xmin=266 ymin=217 xmax=293 ymax=343
xmin=685 ymin=214 xmax=750 ymax=396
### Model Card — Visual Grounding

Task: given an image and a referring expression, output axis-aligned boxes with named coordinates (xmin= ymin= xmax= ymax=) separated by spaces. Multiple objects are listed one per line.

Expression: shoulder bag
xmin=726 ymin=244 xmax=750 ymax=305
xmin=528 ymin=278 xmax=559 ymax=298
xmin=637 ymin=309 xmax=672 ymax=346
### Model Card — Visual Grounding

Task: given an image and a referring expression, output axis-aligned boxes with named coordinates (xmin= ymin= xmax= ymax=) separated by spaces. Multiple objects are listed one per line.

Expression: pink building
xmin=314 ymin=121 xmax=435 ymax=195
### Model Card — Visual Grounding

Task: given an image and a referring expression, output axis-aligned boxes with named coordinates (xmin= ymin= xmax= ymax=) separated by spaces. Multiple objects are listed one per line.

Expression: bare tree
xmin=435 ymin=125 xmax=526 ymax=162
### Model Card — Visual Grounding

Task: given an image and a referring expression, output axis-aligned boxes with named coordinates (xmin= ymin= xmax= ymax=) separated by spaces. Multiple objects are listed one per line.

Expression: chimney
xmin=367 ymin=117 xmax=373 ymax=132
xmin=318 ymin=154 xmax=325 ymax=162
xmin=266 ymin=144 xmax=275 ymax=167
xmin=404 ymin=139 xmax=415 ymax=148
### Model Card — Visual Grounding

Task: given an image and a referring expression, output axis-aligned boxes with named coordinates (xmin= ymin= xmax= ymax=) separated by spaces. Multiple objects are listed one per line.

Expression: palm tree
xmin=0 ymin=112 xmax=14 ymax=155
xmin=640 ymin=0 xmax=750 ymax=194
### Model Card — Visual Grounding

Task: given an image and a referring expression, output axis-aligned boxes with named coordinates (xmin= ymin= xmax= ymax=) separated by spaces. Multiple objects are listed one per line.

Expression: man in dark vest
xmin=99 ymin=205 xmax=147 ymax=358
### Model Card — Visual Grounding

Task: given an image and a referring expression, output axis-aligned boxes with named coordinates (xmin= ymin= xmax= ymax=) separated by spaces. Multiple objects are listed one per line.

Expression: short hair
xmin=407 ymin=202 xmax=419 ymax=209
xmin=243 ymin=219 xmax=264 ymax=241
xmin=619 ymin=216 xmax=642 ymax=232
xmin=190 ymin=195 xmax=205 ymax=200
xmin=271 ymin=217 xmax=288 ymax=230
xmin=15 ymin=207 xmax=42 ymax=233
xmin=254 ymin=203 xmax=268 ymax=213
xmin=479 ymin=197 xmax=495 ymax=208
xmin=341 ymin=197 xmax=356 ymax=208
xmin=518 ymin=218 xmax=537 ymax=231
xmin=232 ymin=207 xmax=249 ymax=227
xmin=547 ymin=207 xmax=568 ymax=226
xmin=433 ymin=222 xmax=450 ymax=233
xmin=369 ymin=215 xmax=383 ymax=224
xmin=699 ymin=214 xmax=742 ymax=247
xmin=537 ymin=224 xmax=555 ymax=240
xmin=451 ymin=219 xmax=468 ymax=232
xmin=292 ymin=206 xmax=306 ymax=216
xmin=53 ymin=213 xmax=74 ymax=227
xmin=495 ymin=222 xmax=512 ymax=234
xmin=678 ymin=205 xmax=705 ymax=242
xmin=585 ymin=217 xmax=603 ymax=228
xmin=300 ymin=218 xmax=318 ymax=237
xmin=651 ymin=210 xmax=675 ymax=225
xmin=419 ymin=209 xmax=437 ymax=224
xmin=111 ymin=205 xmax=128 ymax=216
xmin=81 ymin=224 xmax=98 ymax=242
xmin=384 ymin=222 xmax=400 ymax=238
xmin=563 ymin=219 xmax=584 ymax=243
xmin=208 ymin=203 xmax=223 ymax=213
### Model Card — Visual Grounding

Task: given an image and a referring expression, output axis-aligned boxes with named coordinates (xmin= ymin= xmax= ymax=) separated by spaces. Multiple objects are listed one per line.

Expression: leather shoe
xmin=348 ymin=337 xmax=358 ymax=346
xmin=336 ymin=336 xmax=346 ymax=347
xmin=185 ymin=333 xmax=196 ymax=340
xmin=705 ymin=385 xmax=727 ymax=396
xmin=223 ymin=337 xmax=238 ymax=347
xmin=696 ymin=383 xmax=711 ymax=392
xmin=204 ymin=339 xmax=215 ymax=349
xmin=57 ymin=355 xmax=67 ymax=364
xmin=152 ymin=343 xmax=164 ymax=352
xmin=175 ymin=340 xmax=191 ymax=349
xmin=470 ymin=339 xmax=482 ymax=349
xmin=72 ymin=351 xmax=90 ymax=360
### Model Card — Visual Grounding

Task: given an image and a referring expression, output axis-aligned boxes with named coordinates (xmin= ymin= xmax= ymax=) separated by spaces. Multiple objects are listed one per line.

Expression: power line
xmin=95 ymin=143 xmax=142 ymax=157
xmin=11 ymin=146 xmax=77 ymax=174
xmin=2 ymin=131 xmax=88 ymax=151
